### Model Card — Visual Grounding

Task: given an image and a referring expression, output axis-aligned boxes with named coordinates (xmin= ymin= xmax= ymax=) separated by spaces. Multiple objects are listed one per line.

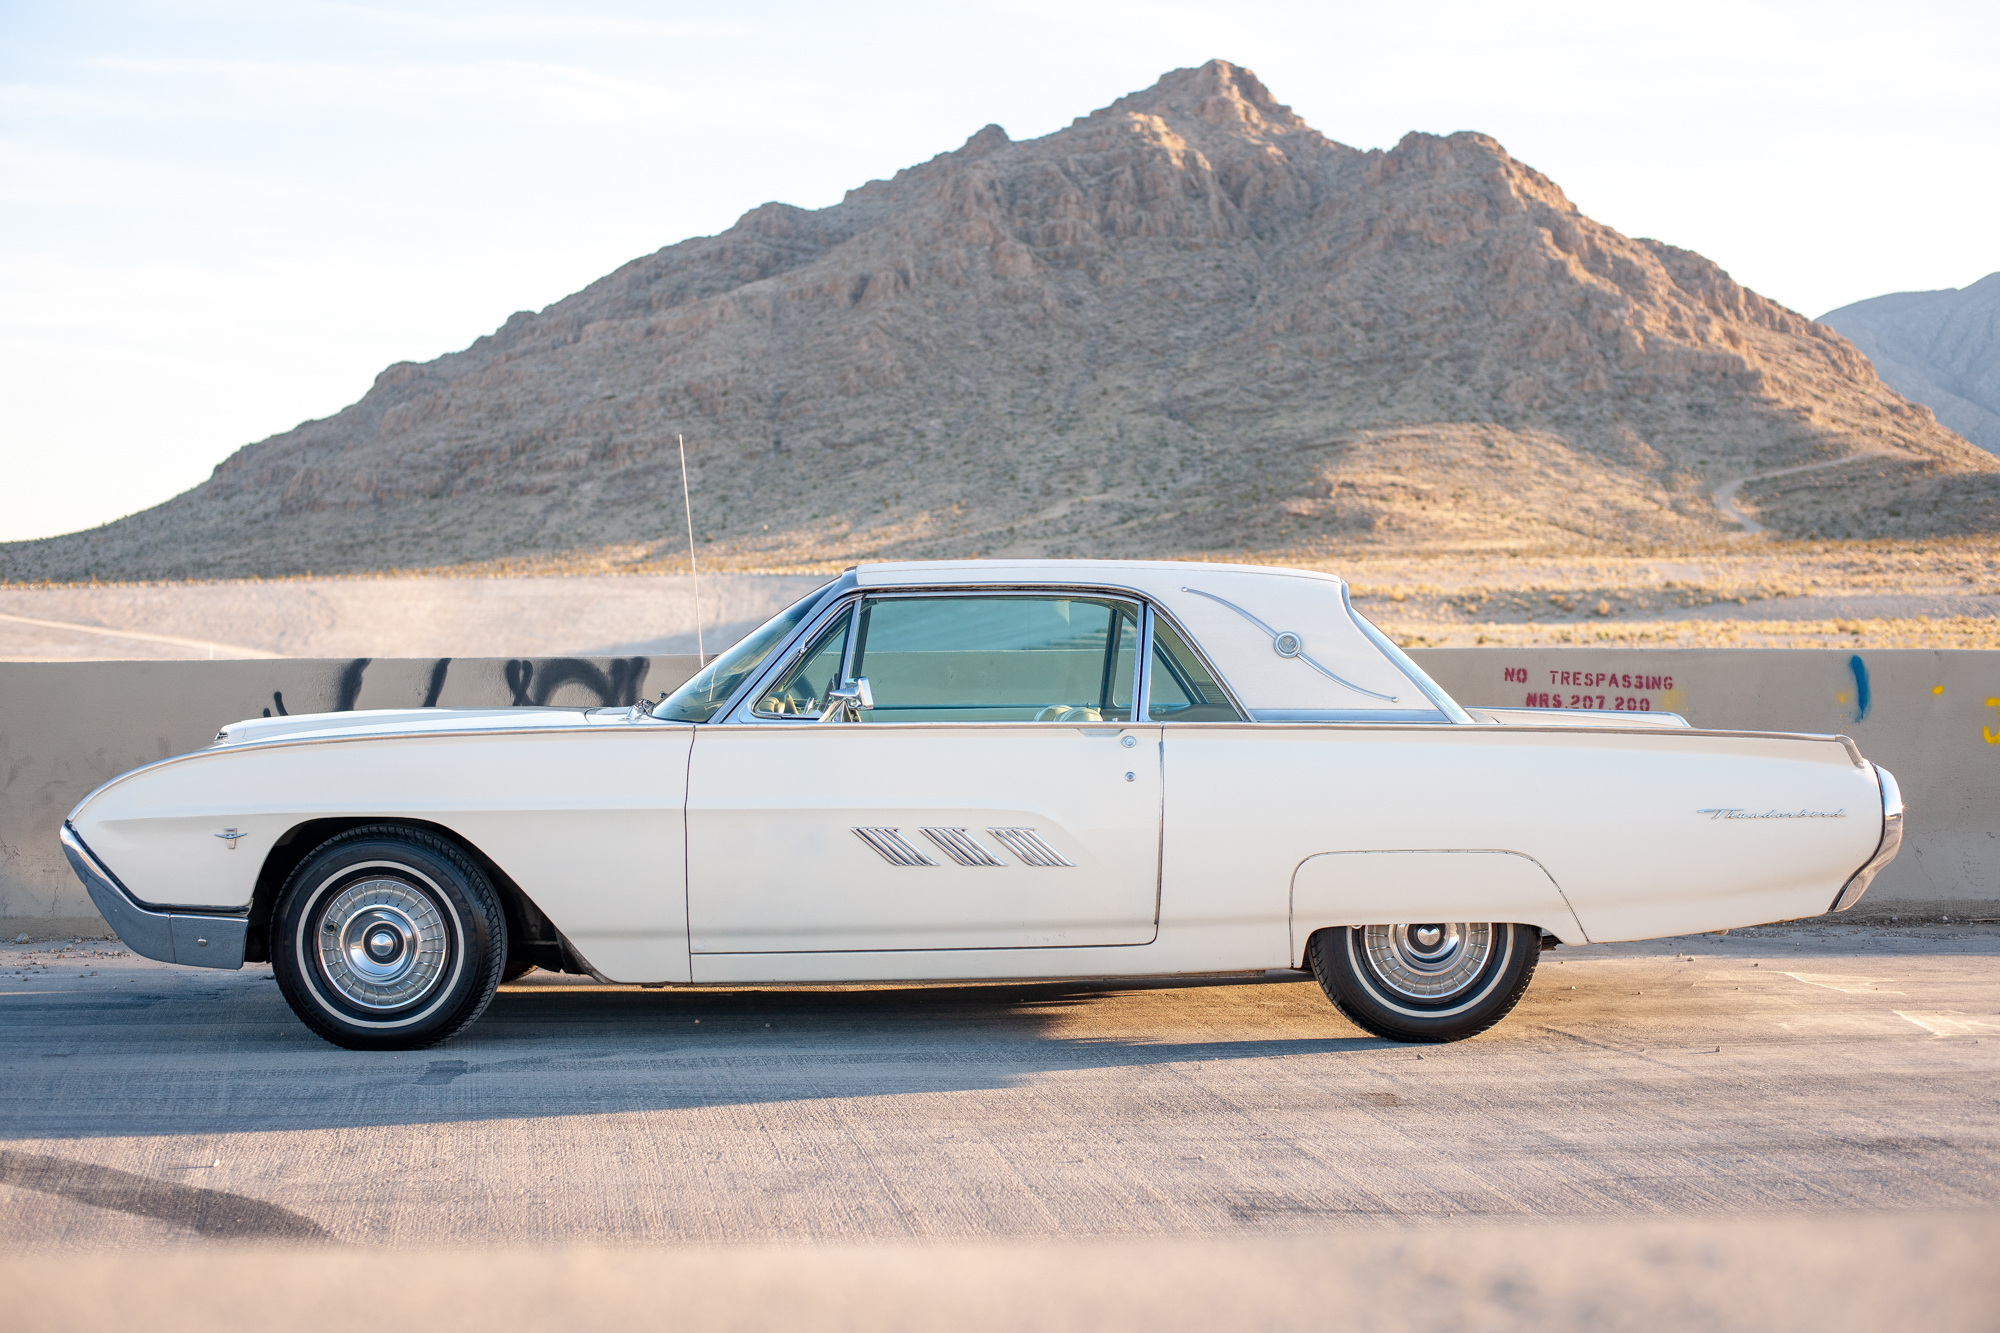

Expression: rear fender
xmin=1290 ymin=850 xmax=1587 ymax=962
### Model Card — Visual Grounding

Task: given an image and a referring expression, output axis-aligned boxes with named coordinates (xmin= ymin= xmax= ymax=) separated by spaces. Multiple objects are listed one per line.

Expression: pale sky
xmin=3 ymin=0 xmax=1994 ymax=542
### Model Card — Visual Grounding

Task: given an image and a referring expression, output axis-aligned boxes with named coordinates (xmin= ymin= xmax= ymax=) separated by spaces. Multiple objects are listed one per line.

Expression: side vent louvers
xmin=921 ymin=828 xmax=1002 ymax=867
xmin=852 ymin=827 xmax=935 ymax=867
xmin=987 ymin=827 xmax=1074 ymax=868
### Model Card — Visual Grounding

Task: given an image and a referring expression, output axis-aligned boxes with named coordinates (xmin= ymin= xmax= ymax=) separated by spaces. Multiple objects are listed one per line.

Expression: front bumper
xmin=1831 ymin=766 xmax=1904 ymax=913
xmin=60 ymin=823 xmax=247 ymax=970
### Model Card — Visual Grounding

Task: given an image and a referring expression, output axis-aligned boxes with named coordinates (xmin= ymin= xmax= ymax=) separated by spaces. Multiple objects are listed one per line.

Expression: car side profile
xmin=61 ymin=560 xmax=1903 ymax=1049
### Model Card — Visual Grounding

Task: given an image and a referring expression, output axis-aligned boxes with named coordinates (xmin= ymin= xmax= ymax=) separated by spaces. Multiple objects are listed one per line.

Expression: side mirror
xmin=817 ymin=676 xmax=873 ymax=724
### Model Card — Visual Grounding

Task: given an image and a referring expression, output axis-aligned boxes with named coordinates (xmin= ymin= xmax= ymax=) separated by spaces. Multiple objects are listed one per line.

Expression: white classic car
xmin=61 ymin=560 xmax=1902 ymax=1050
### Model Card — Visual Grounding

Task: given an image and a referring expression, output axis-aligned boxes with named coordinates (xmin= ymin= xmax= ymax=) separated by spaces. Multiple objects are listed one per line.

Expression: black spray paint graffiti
xmin=264 ymin=657 xmax=653 ymax=716
xmin=501 ymin=658 xmax=652 ymax=708
xmin=262 ymin=657 xmax=373 ymax=716
xmin=422 ymin=658 xmax=451 ymax=708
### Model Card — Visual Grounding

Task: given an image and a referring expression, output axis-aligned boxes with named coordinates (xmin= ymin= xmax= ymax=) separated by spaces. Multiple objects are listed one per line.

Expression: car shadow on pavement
xmin=0 ymin=974 xmax=1400 ymax=1138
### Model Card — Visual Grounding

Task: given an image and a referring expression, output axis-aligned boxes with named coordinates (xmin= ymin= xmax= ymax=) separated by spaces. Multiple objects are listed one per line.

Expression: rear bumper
xmin=1831 ymin=766 xmax=1904 ymax=913
xmin=59 ymin=823 xmax=247 ymax=970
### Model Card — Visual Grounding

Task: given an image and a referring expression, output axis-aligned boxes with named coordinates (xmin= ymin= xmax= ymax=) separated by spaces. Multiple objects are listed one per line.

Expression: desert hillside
xmin=6 ymin=60 xmax=1995 ymax=582
xmin=1819 ymin=273 xmax=2000 ymax=455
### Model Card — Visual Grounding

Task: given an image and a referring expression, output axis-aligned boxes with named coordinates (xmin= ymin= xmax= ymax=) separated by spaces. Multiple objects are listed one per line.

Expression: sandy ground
xmin=3 ymin=541 xmax=1994 ymax=659
xmin=1333 ymin=541 xmax=2000 ymax=648
xmin=1 ymin=927 xmax=1995 ymax=1327
xmin=0 ymin=573 xmax=827 ymax=661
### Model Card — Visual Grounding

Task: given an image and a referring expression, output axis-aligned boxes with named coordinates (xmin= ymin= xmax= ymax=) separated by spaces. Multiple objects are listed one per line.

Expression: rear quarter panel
xmin=1162 ymin=725 xmax=1883 ymax=963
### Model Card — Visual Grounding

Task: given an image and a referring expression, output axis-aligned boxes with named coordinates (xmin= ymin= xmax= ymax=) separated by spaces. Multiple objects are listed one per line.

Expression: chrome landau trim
xmin=59 ymin=823 xmax=248 ymax=970
xmin=1180 ymin=585 xmax=1400 ymax=703
xmin=1832 ymin=766 xmax=1904 ymax=912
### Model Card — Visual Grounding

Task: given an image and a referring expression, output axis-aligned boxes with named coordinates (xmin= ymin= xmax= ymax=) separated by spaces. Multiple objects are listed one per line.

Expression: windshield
xmin=653 ymin=582 xmax=837 ymax=722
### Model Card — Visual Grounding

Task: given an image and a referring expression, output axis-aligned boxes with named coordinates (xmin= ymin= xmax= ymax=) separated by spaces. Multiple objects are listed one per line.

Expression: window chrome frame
xmin=1140 ymin=600 xmax=1253 ymax=724
xmin=737 ymin=596 xmax=860 ymax=722
xmin=725 ymin=583 xmax=1155 ymax=727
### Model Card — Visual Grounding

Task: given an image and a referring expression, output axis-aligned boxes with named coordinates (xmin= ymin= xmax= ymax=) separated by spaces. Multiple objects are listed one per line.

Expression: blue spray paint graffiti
xmin=1848 ymin=654 xmax=1870 ymax=723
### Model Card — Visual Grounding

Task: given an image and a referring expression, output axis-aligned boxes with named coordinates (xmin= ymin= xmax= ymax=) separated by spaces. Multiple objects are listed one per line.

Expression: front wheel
xmin=1308 ymin=922 xmax=1538 ymax=1043
xmin=272 ymin=826 xmax=507 ymax=1051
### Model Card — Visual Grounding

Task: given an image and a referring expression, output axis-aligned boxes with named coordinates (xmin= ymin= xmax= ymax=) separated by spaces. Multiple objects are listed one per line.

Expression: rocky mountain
xmin=1819 ymin=274 xmax=2000 ymax=455
xmin=7 ymin=61 xmax=1996 ymax=581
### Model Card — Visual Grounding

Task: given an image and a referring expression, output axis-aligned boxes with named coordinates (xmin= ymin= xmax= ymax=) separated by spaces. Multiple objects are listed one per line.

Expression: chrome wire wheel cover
xmin=1360 ymin=922 xmax=1493 ymax=1002
xmin=314 ymin=877 xmax=451 ymax=1012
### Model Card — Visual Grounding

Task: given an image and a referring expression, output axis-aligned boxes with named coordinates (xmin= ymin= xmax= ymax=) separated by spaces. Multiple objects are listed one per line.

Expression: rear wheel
xmin=1308 ymin=922 xmax=1537 ymax=1043
xmin=272 ymin=826 xmax=507 ymax=1051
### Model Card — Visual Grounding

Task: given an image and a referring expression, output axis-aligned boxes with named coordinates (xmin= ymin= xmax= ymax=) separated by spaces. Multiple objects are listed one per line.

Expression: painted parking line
xmin=1895 ymin=1012 xmax=2000 ymax=1038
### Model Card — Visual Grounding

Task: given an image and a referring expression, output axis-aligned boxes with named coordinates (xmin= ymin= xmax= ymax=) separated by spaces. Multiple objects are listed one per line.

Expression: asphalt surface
xmin=2 ymin=925 xmax=1996 ymax=1329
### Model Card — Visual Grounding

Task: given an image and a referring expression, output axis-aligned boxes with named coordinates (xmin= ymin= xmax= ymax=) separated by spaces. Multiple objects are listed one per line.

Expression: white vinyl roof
xmin=855 ymin=560 xmax=1433 ymax=716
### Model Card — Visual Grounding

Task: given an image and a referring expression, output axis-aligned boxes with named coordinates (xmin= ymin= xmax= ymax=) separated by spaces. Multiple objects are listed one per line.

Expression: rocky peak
xmin=5 ymin=61 xmax=1991 ymax=581
xmin=1104 ymin=59 xmax=1315 ymax=143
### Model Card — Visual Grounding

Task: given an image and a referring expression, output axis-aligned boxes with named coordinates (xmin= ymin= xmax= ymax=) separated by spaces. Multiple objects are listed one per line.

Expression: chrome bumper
xmin=59 ymin=823 xmax=247 ymax=970
xmin=1831 ymin=766 xmax=1904 ymax=912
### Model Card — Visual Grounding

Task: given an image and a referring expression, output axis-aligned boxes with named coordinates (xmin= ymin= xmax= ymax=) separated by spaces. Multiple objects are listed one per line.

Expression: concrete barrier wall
xmin=2 ymin=649 xmax=1991 ymax=937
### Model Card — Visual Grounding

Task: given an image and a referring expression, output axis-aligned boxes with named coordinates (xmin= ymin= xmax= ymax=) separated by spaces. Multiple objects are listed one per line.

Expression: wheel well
xmin=245 ymin=818 xmax=568 ymax=971
xmin=1293 ymin=923 xmax=1562 ymax=970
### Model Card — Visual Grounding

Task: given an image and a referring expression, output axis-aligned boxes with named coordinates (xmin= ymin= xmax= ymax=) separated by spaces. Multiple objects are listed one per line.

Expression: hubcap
xmin=1360 ymin=922 xmax=1493 ymax=1001
xmin=315 ymin=877 xmax=450 ymax=1012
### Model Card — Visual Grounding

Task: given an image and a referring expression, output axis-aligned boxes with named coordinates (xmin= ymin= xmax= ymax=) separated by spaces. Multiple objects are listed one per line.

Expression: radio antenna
xmin=678 ymin=433 xmax=705 ymax=662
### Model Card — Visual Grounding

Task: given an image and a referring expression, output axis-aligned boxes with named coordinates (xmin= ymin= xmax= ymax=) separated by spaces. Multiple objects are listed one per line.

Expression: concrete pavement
xmin=3 ymin=926 xmax=1995 ymax=1246
xmin=3 ymin=926 xmax=1996 ymax=1329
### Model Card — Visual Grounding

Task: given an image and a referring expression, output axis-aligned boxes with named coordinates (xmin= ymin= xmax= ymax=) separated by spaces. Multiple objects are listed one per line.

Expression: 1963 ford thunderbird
xmin=60 ymin=560 xmax=1903 ymax=1049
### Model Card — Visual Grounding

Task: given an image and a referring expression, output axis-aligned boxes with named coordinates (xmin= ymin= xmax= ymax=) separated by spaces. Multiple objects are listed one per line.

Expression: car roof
xmin=854 ymin=559 xmax=1347 ymax=592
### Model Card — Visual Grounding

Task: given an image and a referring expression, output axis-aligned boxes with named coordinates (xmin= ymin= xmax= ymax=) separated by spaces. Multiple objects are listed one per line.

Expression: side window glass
xmin=850 ymin=596 xmax=1141 ymax=722
xmin=754 ymin=607 xmax=852 ymax=717
xmin=1148 ymin=619 xmax=1243 ymax=721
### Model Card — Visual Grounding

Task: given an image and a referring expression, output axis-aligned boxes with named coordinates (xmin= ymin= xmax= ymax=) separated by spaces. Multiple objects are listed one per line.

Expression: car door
xmin=685 ymin=591 xmax=1162 ymax=954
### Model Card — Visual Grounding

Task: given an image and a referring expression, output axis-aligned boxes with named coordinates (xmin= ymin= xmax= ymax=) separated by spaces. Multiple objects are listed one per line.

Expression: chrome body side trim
xmin=1831 ymin=766 xmax=1904 ymax=912
xmin=921 ymin=828 xmax=1003 ymax=867
xmin=1249 ymin=708 xmax=1450 ymax=724
xmin=987 ymin=827 xmax=1074 ymax=868
xmin=59 ymin=823 xmax=247 ymax=970
xmin=852 ymin=827 xmax=936 ymax=867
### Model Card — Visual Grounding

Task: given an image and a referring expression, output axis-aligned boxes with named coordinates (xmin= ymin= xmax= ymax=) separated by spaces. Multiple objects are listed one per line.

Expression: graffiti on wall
xmin=260 ymin=656 xmax=656 ymax=717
